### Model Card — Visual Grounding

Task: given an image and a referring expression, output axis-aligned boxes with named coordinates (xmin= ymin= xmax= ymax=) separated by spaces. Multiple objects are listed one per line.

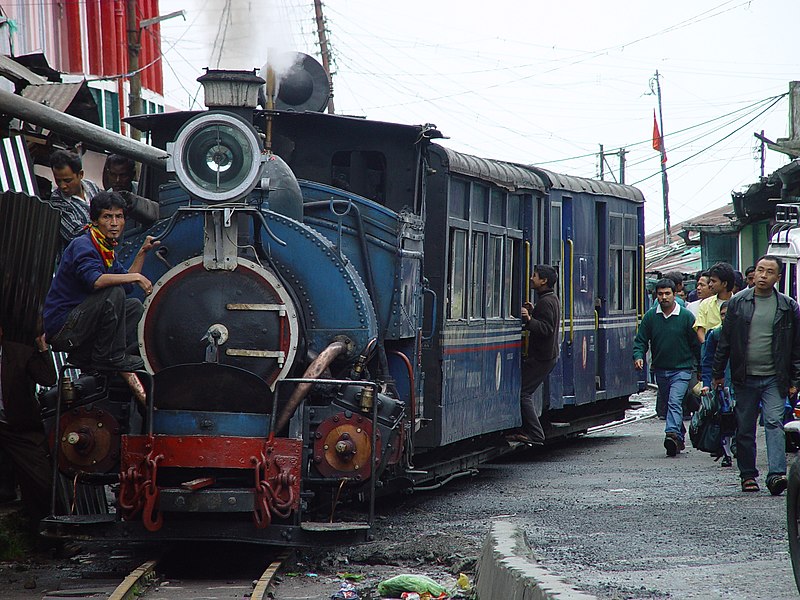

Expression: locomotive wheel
xmin=788 ymin=459 xmax=800 ymax=592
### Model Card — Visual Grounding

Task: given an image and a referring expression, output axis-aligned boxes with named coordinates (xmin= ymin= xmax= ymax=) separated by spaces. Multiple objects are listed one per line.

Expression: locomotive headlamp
xmin=167 ymin=111 xmax=264 ymax=203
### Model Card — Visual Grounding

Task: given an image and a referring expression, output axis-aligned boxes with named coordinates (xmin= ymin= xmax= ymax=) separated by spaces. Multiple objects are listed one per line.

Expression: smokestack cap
xmin=197 ymin=69 xmax=266 ymax=109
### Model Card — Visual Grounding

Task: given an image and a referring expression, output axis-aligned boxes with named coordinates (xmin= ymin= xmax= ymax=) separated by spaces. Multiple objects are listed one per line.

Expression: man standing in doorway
xmin=508 ymin=265 xmax=561 ymax=446
xmin=634 ymin=278 xmax=700 ymax=456
xmin=712 ymin=255 xmax=800 ymax=495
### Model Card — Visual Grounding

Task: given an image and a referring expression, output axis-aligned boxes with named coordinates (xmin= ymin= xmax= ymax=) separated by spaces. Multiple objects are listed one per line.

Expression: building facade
xmin=0 ymin=0 xmax=164 ymax=133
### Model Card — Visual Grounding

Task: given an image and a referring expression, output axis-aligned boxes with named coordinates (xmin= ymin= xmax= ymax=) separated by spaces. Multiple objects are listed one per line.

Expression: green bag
xmin=376 ymin=574 xmax=447 ymax=596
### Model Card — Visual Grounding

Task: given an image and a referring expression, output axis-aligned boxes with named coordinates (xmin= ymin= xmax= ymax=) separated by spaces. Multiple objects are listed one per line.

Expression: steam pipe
xmin=275 ymin=340 xmax=348 ymax=432
xmin=0 ymin=88 xmax=169 ymax=168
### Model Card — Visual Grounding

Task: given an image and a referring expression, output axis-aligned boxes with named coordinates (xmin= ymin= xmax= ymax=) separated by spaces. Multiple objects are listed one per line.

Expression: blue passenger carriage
xmin=421 ymin=148 xmax=646 ymax=447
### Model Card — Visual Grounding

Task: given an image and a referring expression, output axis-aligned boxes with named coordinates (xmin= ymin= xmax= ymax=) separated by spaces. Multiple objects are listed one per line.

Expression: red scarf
xmin=87 ymin=224 xmax=117 ymax=268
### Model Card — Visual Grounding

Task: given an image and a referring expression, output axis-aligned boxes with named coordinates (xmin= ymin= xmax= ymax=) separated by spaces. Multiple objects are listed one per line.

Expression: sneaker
xmin=93 ymin=354 xmax=144 ymax=372
xmin=767 ymin=475 xmax=788 ymax=496
xmin=664 ymin=435 xmax=678 ymax=457
xmin=721 ymin=456 xmax=732 ymax=467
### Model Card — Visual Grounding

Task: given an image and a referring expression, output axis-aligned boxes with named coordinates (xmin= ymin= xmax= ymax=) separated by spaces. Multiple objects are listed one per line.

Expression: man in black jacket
xmin=508 ymin=265 xmax=561 ymax=445
xmin=713 ymin=255 xmax=800 ymax=495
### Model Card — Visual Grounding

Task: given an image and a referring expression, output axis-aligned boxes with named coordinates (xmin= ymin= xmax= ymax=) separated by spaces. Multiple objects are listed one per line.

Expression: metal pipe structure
xmin=274 ymin=340 xmax=348 ymax=432
xmin=0 ymin=88 xmax=169 ymax=168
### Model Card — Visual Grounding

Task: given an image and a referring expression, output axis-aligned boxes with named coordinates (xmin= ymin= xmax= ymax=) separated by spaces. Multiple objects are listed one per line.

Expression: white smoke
xmin=198 ymin=0 xmax=296 ymax=74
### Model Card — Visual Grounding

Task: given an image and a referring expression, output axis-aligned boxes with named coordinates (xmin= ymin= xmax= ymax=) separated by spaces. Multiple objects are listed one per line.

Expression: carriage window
xmin=449 ymin=179 xmax=469 ymax=220
xmin=486 ymin=235 xmax=503 ymax=318
xmin=508 ymin=194 xmax=521 ymax=230
xmin=623 ymin=215 xmax=638 ymax=312
xmin=448 ymin=229 xmax=467 ymax=319
xmin=331 ymin=151 xmax=386 ymax=202
xmin=505 ymin=238 xmax=517 ymax=317
xmin=471 ymin=232 xmax=486 ymax=318
xmin=472 ymin=184 xmax=489 ymax=223
xmin=609 ymin=214 xmax=624 ymax=311
xmin=490 ymin=189 xmax=505 ymax=225
xmin=549 ymin=205 xmax=562 ymax=265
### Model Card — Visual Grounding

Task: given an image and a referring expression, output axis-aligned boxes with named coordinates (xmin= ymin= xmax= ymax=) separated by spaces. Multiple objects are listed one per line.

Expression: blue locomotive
xmin=25 ymin=56 xmax=645 ymax=545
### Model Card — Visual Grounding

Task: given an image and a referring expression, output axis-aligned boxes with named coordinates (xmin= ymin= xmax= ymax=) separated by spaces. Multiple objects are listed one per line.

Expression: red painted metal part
xmin=119 ymin=435 xmax=302 ymax=531
xmin=64 ymin=0 xmax=83 ymax=73
xmin=313 ymin=412 xmax=380 ymax=479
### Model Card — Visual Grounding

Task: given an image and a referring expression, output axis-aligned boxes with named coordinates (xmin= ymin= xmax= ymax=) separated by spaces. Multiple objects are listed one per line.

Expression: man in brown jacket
xmin=508 ymin=265 xmax=561 ymax=445
xmin=0 ymin=323 xmax=57 ymax=523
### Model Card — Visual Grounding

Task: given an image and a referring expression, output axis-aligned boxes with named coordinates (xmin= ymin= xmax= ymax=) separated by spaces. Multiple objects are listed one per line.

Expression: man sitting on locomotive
xmin=43 ymin=191 xmax=158 ymax=372
xmin=507 ymin=264 xmax=561 ymax=446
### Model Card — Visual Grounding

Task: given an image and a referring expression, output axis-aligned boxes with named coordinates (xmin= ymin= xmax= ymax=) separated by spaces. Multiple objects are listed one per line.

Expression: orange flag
xmin=652 ymin=110 xmax=667 ymax=164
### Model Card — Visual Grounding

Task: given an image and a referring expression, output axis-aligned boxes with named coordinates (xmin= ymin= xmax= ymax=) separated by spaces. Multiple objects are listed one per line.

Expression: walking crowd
xmin=634 ymin=257 xmax=800 ymax=496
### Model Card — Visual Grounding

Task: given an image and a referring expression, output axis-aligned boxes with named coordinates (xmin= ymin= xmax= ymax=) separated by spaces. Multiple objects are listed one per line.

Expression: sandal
xmin=741 ymin=478 xmax=760 ymax=492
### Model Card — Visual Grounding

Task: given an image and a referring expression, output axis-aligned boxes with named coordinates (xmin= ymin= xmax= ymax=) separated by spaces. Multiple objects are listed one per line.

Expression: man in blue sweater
xmin=43 ymin=191 xmax=158 ymax=372
xmin=634 ymin=278 xmax=700 ymax=456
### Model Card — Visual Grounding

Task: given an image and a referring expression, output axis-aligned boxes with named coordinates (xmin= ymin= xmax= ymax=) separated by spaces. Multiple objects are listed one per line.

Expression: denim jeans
xmin=733 ymin=375 xmax=786 ymax=480
xmin=654 ymin=369 xmax=691 ymax=441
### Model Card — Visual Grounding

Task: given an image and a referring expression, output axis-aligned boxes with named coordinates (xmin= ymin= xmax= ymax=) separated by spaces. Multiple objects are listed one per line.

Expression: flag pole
xmin=651 ymin=70 xmax=671 ymax=244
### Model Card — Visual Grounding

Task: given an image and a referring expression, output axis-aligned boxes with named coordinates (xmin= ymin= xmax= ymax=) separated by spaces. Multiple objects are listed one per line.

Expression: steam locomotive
xmin=16 ymin=54 xmax=645 ymax=545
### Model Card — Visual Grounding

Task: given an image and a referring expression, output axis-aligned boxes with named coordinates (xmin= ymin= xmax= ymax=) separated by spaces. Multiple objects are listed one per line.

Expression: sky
xmin=157 ymin=0 xmax=800 ymax=236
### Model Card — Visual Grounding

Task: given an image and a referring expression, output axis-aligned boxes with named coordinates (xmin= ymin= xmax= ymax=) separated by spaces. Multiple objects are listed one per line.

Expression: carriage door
xmin=545 ymin=201 xmax=565 ymax=409
xmin=595 ymin=202 xmax=608 ymax=397
xmin=558 ymin=198 xmax=576 ymax=400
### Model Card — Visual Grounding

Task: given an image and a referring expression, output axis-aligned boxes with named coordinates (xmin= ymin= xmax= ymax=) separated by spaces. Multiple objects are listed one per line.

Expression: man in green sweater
xmin=634 ymin=278 xmax=701 ymax=456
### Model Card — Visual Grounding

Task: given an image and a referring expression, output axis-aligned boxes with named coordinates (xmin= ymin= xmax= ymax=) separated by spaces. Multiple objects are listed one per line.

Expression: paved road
xmin=7 ymin=389 xmax=794 ymax=600
xmin=467 ymin=391 xmax=799 ymax=599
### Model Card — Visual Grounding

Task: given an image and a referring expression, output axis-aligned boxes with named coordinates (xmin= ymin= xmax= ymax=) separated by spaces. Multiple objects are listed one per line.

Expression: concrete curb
xmin=474 ymin=520 xmax=597 ymax=600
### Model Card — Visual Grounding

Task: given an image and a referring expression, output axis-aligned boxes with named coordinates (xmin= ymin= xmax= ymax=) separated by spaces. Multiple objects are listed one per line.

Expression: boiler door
xmin=140 ymin=257 xmax=299 ymax=386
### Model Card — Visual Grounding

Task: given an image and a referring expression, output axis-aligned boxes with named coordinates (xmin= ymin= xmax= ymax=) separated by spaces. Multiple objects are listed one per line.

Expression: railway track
xmin=106 ymin=550 xmax=288 ymax=600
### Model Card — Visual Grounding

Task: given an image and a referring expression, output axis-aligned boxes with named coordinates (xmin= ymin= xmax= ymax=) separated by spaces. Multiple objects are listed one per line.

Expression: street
xmin=299 ymin=390 xmax=799 ymax=599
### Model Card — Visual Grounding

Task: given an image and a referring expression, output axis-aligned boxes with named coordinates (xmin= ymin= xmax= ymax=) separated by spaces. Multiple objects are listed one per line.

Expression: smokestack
xmin=197 ymin=69 xmax=266 ymax=121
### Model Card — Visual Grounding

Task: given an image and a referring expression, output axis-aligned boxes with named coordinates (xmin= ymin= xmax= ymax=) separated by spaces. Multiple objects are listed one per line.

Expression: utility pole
xmin=758 ymin=129 xmax=766 ymax=178
xmin=313 ymin=0 xmax=335 ymax=114
xmin=598 ymin=144 xmax=627 ymax=183
xmin=126 ymin=0 xmax=142 ymax=140
xmin=650 ymin=70 xmax=670 ymax=244
xmin=599 ymin=143 xmax=604 ymax=180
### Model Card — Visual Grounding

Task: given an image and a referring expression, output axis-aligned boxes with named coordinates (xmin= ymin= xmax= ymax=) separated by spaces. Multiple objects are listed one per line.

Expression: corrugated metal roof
xmin=531 ymin=167 xmax=645 ymax=203
xmin=0 ymin=191 xmax=60 ymax=343
xmin=22 ymin=82 xmax=84 ymax=112
xmin=0 ymin=55 xmax=47 ymax=86
xmin=435 ymin=145 xmax=547 ymax=192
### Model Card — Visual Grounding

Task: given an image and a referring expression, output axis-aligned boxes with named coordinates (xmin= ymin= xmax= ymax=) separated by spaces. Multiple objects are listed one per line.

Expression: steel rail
xmin=108 ymin=559 xmax=159 ymax=600
xmin=251 ymin=553 xmax=290 ymax=600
